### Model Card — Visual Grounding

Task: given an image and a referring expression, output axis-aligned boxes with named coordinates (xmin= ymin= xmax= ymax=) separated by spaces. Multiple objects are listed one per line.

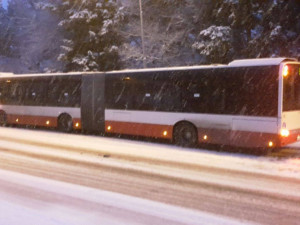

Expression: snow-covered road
xmin=0 ymin=169 xmax=250 ymax=225
xmin=0 ymin=127 xmax=299 ymax=224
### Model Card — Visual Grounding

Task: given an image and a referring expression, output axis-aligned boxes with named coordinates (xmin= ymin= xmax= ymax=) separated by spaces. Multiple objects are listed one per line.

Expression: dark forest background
xmin=0 ymin=0 xmax=299 ymax=73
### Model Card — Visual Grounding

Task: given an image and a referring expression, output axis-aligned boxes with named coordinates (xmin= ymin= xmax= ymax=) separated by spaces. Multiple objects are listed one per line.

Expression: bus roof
xmin=0 ymin=72 xmax=14 ymax=76
xmin=0 ymin=72 xmax=85 ymax=79
xmin=228 ymin=57 xmax=297 ymax=67
xmin=0 ymin=58 xmax=298 ymax=78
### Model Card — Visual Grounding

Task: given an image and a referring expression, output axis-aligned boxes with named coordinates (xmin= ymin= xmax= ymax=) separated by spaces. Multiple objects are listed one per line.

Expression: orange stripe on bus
xmin=7 ymin=114 xmax=81 ymax=130
xmin=8 ymin=114 xmax=58 ymax=128
xmin=105 ymin=121 xmax=173 ymax=139
xmin=197 ymin=128 xmax=280 ymax=148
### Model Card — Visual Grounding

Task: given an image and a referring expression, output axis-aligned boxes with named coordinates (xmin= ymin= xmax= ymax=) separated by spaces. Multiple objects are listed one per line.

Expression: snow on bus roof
xmin=0 ymin=71 xmax=85 ymax=78
xmin=228 ymin=57 xmax=297 ymax=67
xmin=0 ymin=72 xmax=14 ymax=76
xmin=1 ymin=65 xmax=228 ymax=77
xmin=0 ymin=58 xmax=298 ymax=78
xmin=105 ymin=64 xmax=227 ymax=74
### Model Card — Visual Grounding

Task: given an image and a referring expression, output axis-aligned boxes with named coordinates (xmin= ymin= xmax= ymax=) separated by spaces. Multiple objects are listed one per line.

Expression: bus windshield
xmin=283 ymin=64 xmax=300 ymax=111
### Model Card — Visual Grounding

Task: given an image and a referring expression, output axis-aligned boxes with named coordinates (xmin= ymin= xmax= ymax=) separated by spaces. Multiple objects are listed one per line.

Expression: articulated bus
xmin=0 ymin=58 xmax=299 ymax=149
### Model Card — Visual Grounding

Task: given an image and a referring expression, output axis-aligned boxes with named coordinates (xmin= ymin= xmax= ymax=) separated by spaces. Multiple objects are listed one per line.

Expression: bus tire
xmin=173 ymin=122 xmax=198 ymax=147
xmin=57 ymin=114 xmax=73 ymax=133
xmin=0 ymin=111 xmax=7 ymax=126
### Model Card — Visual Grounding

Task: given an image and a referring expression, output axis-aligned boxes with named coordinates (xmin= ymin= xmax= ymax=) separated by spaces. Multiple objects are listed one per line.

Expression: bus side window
xmin=0 ymin=83 xmax=2 ymax=104
xmin=110 ymin=79 xmax=133 ymax=110
xmin=210 ymin=88 xmax=226 ymax=114
xmin=223 ymin=71 xmax=244 ymax=115
xmin=1 ymin=82 xmax=11 ymax=104
xmin=155 ymin=82 xmax=181 ymax=112
xmin=7 ymin=81 xmax=24 ymax=105
xmin=0 ymin=81 xmax=6 ymax=104
xmin=153 ymin=81 xmax=166 ymax=111
xmin=47 ymin=78 xmax=61 ymax=106
xmin=25 ymin=81 xmax=46 ymax=106
xmin=181 ymin=81 xmax=203 ymax=113
xmin=15 ymin=85 xmax=25 ymax=105
xmin=133 ymin=79 xmax=154 ymax=111
xmin=58 ymin=78 xmax=80 ymax=107
xmin=70 ymin=80 xmax=81 ymax=107
xmin=45 ymin=76 xmax=81 ymax=107
xmin=58 ymin=78 xmax=69 ymax=106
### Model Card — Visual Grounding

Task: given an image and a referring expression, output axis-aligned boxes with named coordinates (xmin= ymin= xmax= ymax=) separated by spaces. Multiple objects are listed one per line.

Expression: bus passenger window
xmin=70 ymin=81 xmax=81 ymax=107
xmin=133 ymin=82 xmax=154 ymax=111
xmin=47 ymin=83 xmax=60 ymax=106
xmin=1 ymin=82 xmax=11 ymax=104
xmin=181 ymin=81 xmax=202 ymax=113
xmin=16 ymin=86 xmax=24 ymax=104
xmin=0 ymin=83 xmax=4 ymax=104
xmin=58 ymin=92 xmax=70 ymax=105
xmin=8 ymin=82 xmax=25 ymax=105
xmin=152 ymin=82 xmax=181 ymax=112
xmin=139 ymin=92 xmax=153 ymax=110
xmin=109 ymin=80 xmax=133 ymax=110
xmin=26 ymin=82 xmax=46 ymax=105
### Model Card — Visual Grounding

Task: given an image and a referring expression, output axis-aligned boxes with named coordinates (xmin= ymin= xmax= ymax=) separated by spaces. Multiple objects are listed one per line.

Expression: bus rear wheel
xmin=58 ymin=114 xmax=73 ymax=133
xmin=0 ymin=111 xmax=7 ymax=126
xmin=173 ymin=122 xmax=198 ymax=147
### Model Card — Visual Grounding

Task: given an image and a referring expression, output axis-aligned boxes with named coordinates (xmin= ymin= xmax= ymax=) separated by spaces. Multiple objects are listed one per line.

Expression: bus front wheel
xmin=58 ymin=114 xmax=73 ymax=133
xmin=173 ymin=122 xmax=198 ymax=147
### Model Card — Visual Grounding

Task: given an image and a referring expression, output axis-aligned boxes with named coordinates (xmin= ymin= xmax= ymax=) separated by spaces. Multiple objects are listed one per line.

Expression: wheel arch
xmin=173 ymin=120 xmax=198 ymax=141
xmin=57 ymin=112 xmax=73 ymax=122
xmin=57 ymin=112 xmax=73 ymax=130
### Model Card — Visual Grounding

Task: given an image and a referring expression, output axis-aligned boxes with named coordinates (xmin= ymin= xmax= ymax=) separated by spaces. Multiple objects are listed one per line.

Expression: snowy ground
xmin=1 ymin=127 xmax=300 ymax=179
xmin=0 ymin=169 xmax=251 ymax=225
xmin=0 ymin=127 xmax=299 ymax=224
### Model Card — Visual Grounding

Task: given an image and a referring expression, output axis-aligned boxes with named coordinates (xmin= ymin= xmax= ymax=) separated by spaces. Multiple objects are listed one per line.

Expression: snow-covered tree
xmin=191 ymin=0 xmax=299 ymax=62
xmin=0 ymin=3 xmax=12 ymax=56
xmin=119 ymin=0 xmax=201 ymax=68
xmin=1 ymin=0 xmax=299 ymax=73
xmin=243 ymin=0 xmax=300 ymax=59
xmin=56 ymin=0 xmax=124 ymax=71
xmin=192 ymin=25 xmax=233 ymax=63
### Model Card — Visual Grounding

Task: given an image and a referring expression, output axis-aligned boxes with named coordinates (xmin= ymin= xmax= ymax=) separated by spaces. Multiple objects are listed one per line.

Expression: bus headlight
xmin=280 ymin=129 xmax=290 ymax=137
